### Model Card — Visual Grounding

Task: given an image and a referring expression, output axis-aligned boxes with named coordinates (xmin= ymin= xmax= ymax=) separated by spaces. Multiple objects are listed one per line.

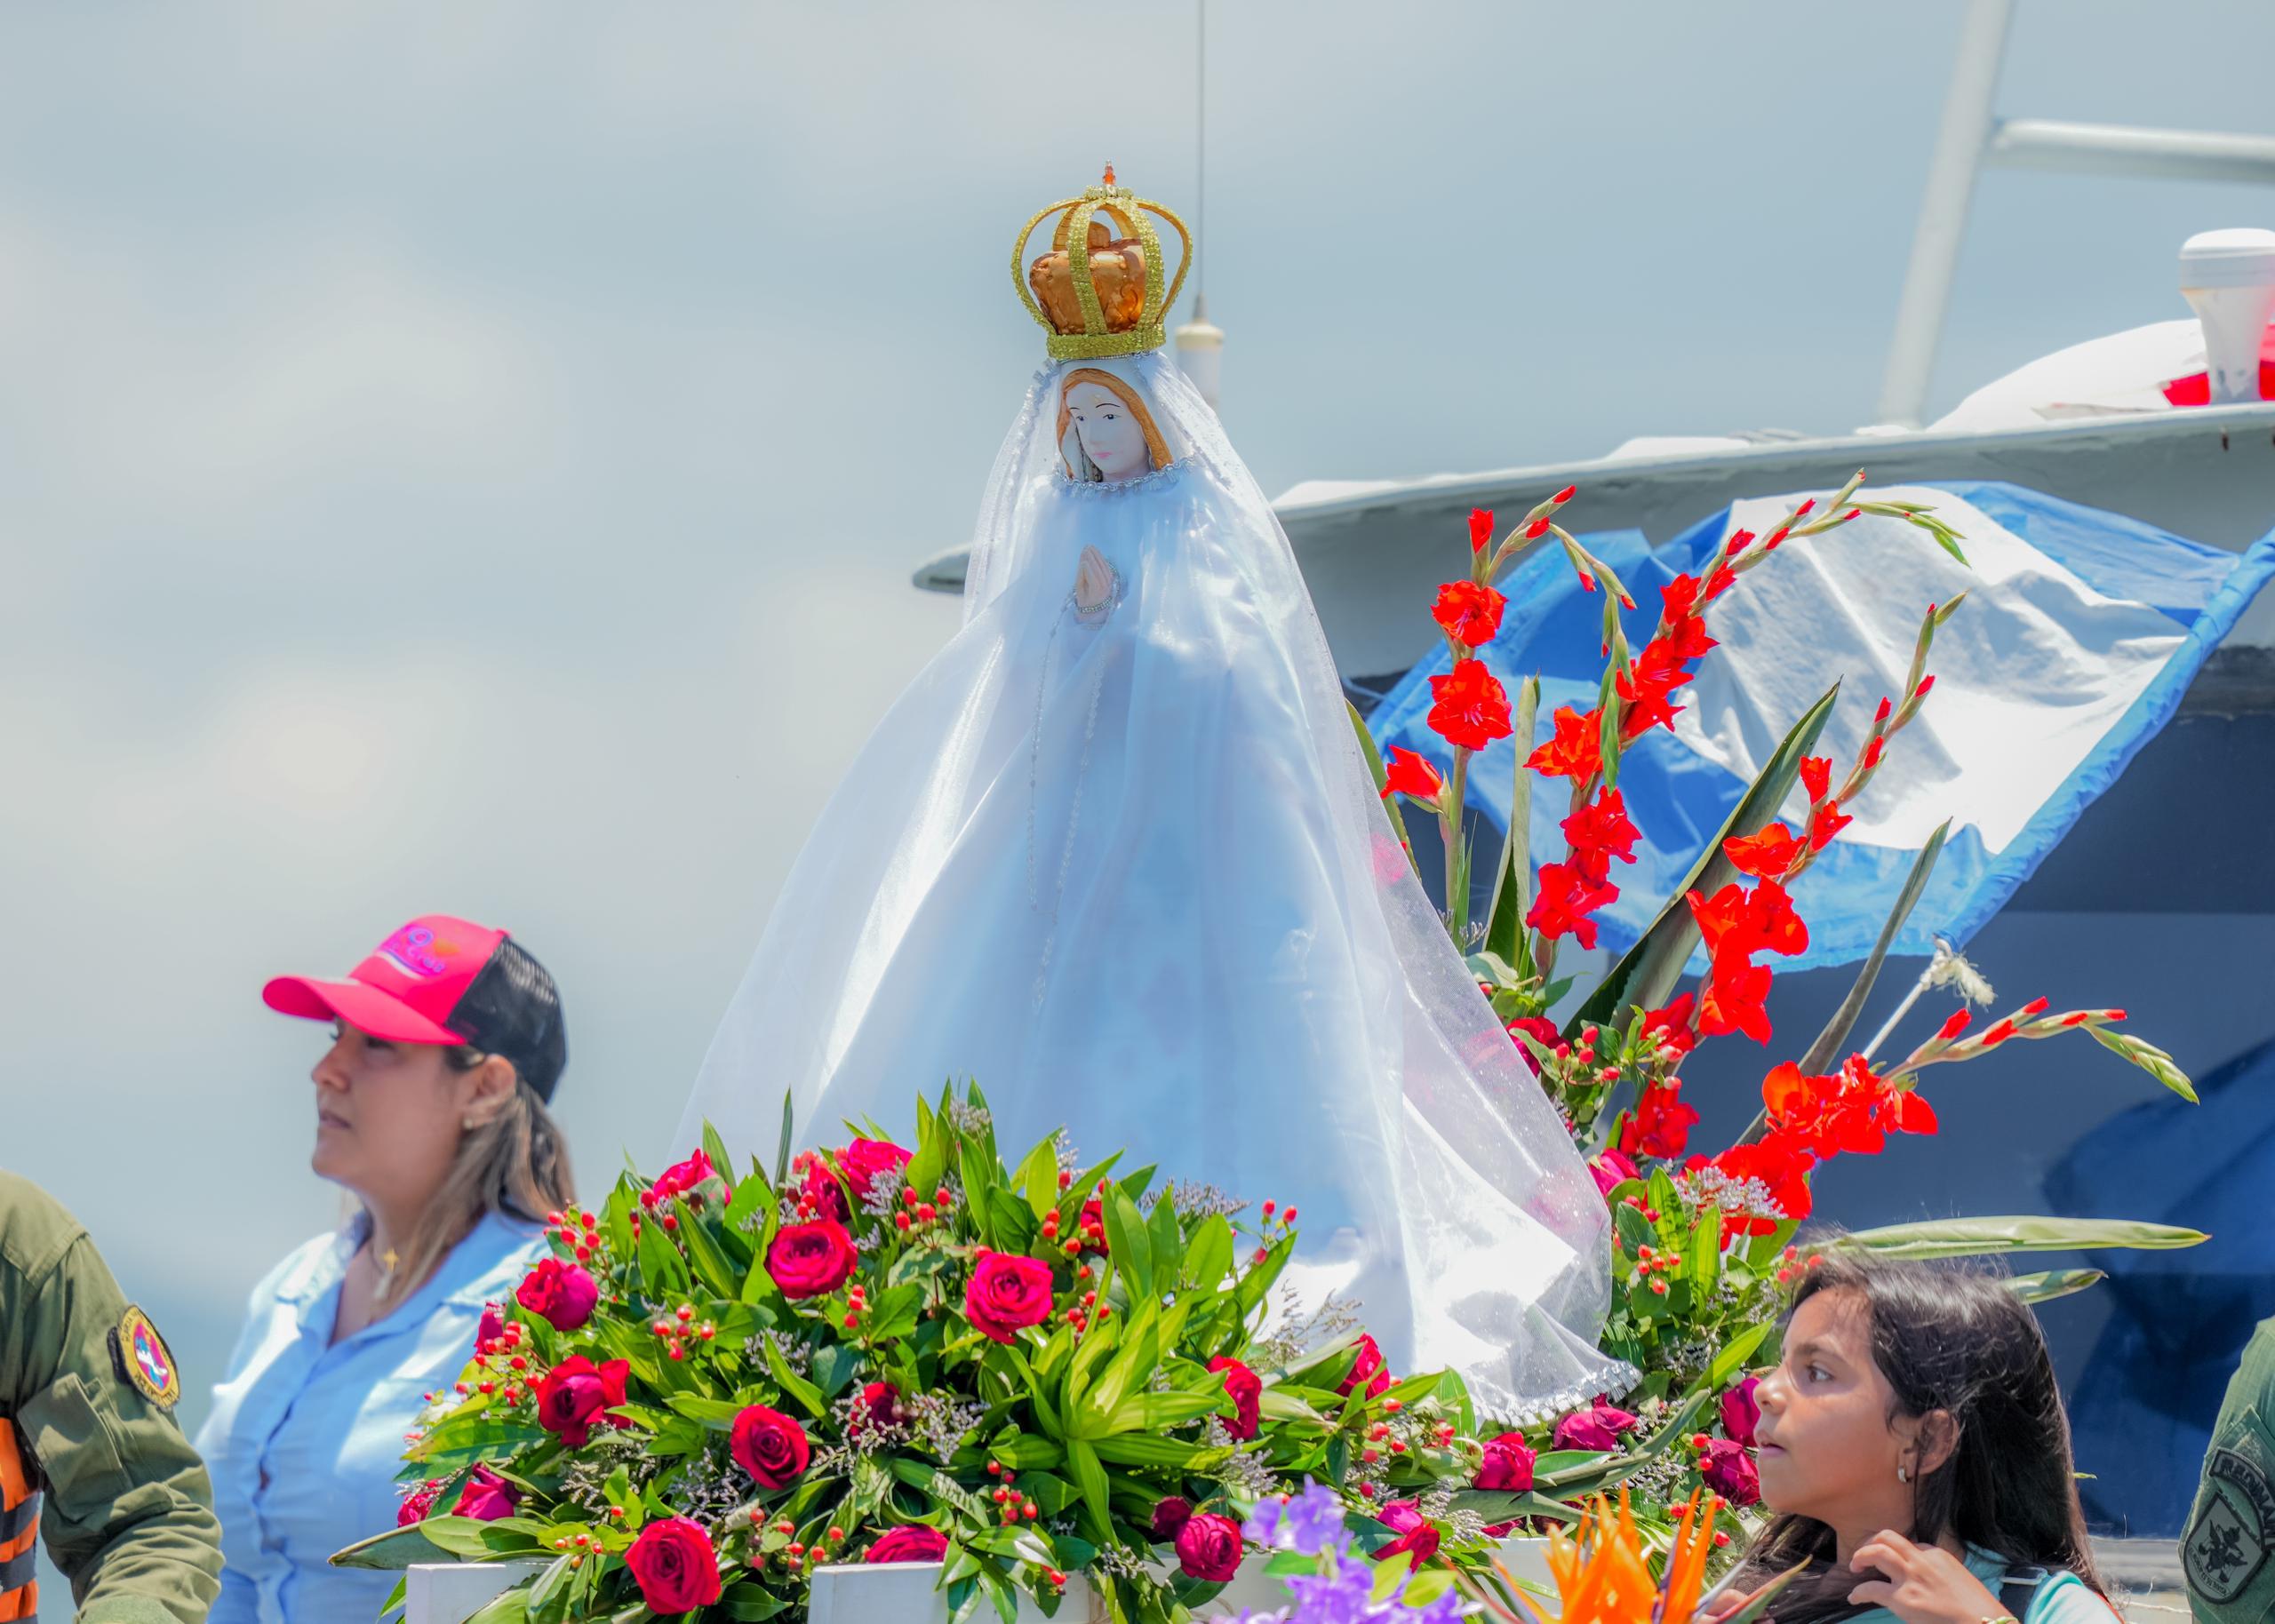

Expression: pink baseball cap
xmin=263 ymin=914 xmax=569 ymax=1099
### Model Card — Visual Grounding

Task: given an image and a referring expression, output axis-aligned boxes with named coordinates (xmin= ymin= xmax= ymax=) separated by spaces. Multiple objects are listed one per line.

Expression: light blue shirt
xmin=1844 ymin=1546 xmax=2115 ymax=1624
xmin=194 ymin=1210 xmax=543 ymax=1624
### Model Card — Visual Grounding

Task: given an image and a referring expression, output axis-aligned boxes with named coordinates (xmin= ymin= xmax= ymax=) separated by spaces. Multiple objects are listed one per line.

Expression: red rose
xmin=1473 ymin=1432 xmax=1537 ymax=1493
xmin=1553 ymin=1398 xmax=1640 ymax=1453
xmin=515 ymin=1257 xmax=600 ymax=1333
xmin=856 ymin=1381 xmax=903 ymax=1432
xmin=1152 ymin=1497 xmax=1193 ymax=1540
xmin=453 ymin=1465 xmax=521 ymax=1521
xmin=867 ymin=1524 xmax=950 ymax=1564
xmin=1336 ymin=1334 xmax=1392 ymax=1399
xmin=1588 ymin=1149 xmax=1640 ymax=1199
xmin=534 ymin=1355 xmax=629 ymax=1449
xmin=1374 ymin=1501 xmax=1441 ymax=1565
xmin=1426 ymin=658 xmax=1513 ymax=752
xmin=1208 ymin=1357 xmax=1262 ymax=1442
xmin=397 ymin=1481 xmax=440 ymax=1525
xmin=964 ymin=1249 xmax=1055 ymax=1343
xmin=1432 ymin=579 xmax=1507 ymax=649
xmin=626 ymin=1517 xmax=723 ymax=1613
xmin=767 ymin=1219 xmax=858 ymax=1300
xmin=801 ymin=1159 xmax=850 ymax=1222
xmin=1175 ymin=1511 xmax=1243 ymax=1582
xmin=1698 ymin=1437 xmax=1760 ymax=1507
xmin=1720 ymin=1376 xmax=1761 ymax=1448
xmin=730 ymin=1405 xmax=811 ymax=1490
xmin=841 ymin=1137 xmax=914 ymax=1201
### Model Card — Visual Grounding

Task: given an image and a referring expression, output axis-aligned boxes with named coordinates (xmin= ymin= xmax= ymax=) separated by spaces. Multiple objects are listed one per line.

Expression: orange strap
xmin=0 ymin=1419 xmax=39 ymax=1620
xmin=0 ymin=1421 xmax=28 ymax=1512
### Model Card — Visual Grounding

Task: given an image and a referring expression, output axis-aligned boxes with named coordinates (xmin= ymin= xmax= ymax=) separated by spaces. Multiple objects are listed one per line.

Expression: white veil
xmin=682 ymin=350 xmax=1629 ymax=1421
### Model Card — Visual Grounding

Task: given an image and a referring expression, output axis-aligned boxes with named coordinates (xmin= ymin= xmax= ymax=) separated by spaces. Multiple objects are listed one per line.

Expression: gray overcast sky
xmin=3 ymin=0 xmax=2271 ymax=1428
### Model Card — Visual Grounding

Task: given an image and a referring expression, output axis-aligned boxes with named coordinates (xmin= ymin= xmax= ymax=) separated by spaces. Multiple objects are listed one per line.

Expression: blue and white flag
xmin=1368 ymin=481 xmax=2275 ymax=969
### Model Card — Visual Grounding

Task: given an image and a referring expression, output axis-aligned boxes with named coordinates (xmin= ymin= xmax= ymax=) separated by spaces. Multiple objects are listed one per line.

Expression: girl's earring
xmin=1897 ymin=1465 xmax=1912 ymax=1483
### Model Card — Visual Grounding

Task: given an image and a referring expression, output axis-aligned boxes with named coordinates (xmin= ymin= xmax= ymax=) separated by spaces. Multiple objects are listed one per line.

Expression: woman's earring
xmin=462 ymin=1116 xmax=477 ymax=1131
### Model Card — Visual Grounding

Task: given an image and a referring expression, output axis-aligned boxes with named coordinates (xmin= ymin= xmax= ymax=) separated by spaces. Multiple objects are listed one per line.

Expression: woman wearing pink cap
xmin=196 ymin=915 xmax=575 ymax=1624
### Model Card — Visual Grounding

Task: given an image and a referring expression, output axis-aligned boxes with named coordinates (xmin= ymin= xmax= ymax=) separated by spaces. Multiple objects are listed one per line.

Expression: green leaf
xmin=1699 ymin=1320 xmax=1776 ymax=1394
xmin=1103 ymin=1190 xmax=1153 ymax=1297
xmin=675 ymin=1198 xmax=741 ymax=1298
xmin=764 ymin=1334 xmax=828 ymax=1418
xmin=1835 ymin=1215 xmax=2208 ymax=1259
xmin=1066 ymin=1437 xmax=1113 ymax=1538
xmin=1014 ymin=1136 xmax=1062 ymax=1221
xmin=1570 ymin=682 xmax=1840 ymax=1038
xmin=1797 ymin=823 xmax=1949 ymax=1075
xmin=667 ymin=1393 xmax=748 ymax=1429
xmin=464 ymin=1586 xmax=532 ymax=1624
xmin=961 ymin=1141 xmax=1003 ymax=1247
xmin=1349 ymin=699 xmax=1418 ymax=877
xmin=1404 ymin=1569 xmax=1458 ymax=1609
xmin=2008 ymin=1269 xmax=2106 ymax=1305
xmin=328 ymin=1523 xmax=459 ymax=1571
xmin=1089 ymin=1433 xmax=1235 ymax=1470
xmin=722 ymin=1582 xmax=793 ymax=1620
xmin=906 ymin=1095 xmax=946 ymax=1213
xmin=1147 ymin=1194 xmax=1184 ymax=1288
xmin=775 ymin=1089 xmax=796 ymax=1187
xmin=1483 ymin=678 xmax=1542 ymax=967
xmin=1110 ymin=1389 xmax=1228 ymax=1432
xmin=1183 ymin=1214 xmax=1234 ymax=1296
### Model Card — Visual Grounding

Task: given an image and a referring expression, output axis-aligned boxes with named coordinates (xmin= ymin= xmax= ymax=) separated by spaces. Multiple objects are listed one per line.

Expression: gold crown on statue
xmin=1013 ymin=165 xmax=1193 ymax=360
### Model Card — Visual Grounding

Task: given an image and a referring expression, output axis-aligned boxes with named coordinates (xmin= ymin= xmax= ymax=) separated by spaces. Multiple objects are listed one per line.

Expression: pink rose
xmin=964 ymin=1249 xmax=1056 ymax=1343
xmin=515 ymin=1257 xmax=600 ymax=1333
xmin=1720 ymin=1376 xmax=1760 ymax=1449
xmin=1473 ymin=1431 xmax=1537 ymax=1493
xmin=1698 ymin=1437 xmax=1760 ymax=1507
xmin=1553 ymin=1397 xmax=1640 ymax=1453
xmin=453 ymin=1465 xmax=521 ymax=1521
xmin=1208 ymin=1357 xmax=1263 ymax=1442
xmin=867 ymin=1524 xmax=950 ymax=1564
xmin=626 ymin=1517 xmax=723 ymax=1613
xmin=1374 ymin=1501 xmax=1441 ymax=1565
xmin=397 ymin=1481 xmax=441 ymax=1525
xmin=533 ymin=1355 xmax=629 ymax=1449
xmin=653 ymin=1148 xmax=723 ymax=1201
xmin=1336 ymin=1334 xmax=1393 ymax=1399
xmin=1589 ymin=1149 xmax=1640 ymax=1198
xmin=1175 ymin=1511 xmax=1243 ymax=1582
xmin=842 ymin=1137 xmax=914 ymax=1201
xmin=730 ymin=1405 xmax=811 ymax=1490
xmin=1152 ymin=1497 xmax=1193 ymax=1540
xmin=767 ymin=1219 xmax=858 ymax=1300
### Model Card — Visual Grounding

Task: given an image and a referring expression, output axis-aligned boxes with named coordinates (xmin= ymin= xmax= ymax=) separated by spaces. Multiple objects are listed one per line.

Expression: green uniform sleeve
xmin=2188 ymin=1323 xmax=2275 ymax=1624
xmin=12 ymin=1225 xmax=224 ymax=1624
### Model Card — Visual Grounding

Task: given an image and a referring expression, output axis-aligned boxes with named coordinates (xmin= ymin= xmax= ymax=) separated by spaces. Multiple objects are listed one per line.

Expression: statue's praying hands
xmin=1073 ymin=545 xmax=1118 ymax=622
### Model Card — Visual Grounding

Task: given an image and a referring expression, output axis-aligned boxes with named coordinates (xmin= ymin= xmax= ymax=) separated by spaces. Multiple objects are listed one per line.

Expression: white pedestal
xmin=405 ymin=1561 xmax=547 ymax=1624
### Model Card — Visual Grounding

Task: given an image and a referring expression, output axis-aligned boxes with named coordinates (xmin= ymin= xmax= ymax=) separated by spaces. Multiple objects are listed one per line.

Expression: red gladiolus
xmin=1553 ymin=483 xmax=1577 ymax=504
xmin=1937 ymin=1008 xmax=1971 ymax=1040
xmin=1527 ymin=517 xmax=1552 ymax=540
xmin=1617 ymin=636 xmax=1697 ymax=739
xmin=1807 ymin=799 xmax=1853 ymax=852
xmin=1723 ymin=822 xmax=1802 ymax=880
xmin=1688 ymin=881 xmax=1808 ymax=967
xmin=1722 ymin=528 xmax=1757 ymax=560
xmin=1561 ymin=788 xmax=1640 ymax=879
xmin=1619 ymin=1085 xmax=1700 ymax=1161
xmin=1433 ymin=580 xmax=1507 ymax=648
xmin=1527 ymin=705 xmax=1605 ymax=785
xmin=1528 ymin=860 xmax=1618 ymax=951
xmin=1426 ymin=659 xmax=1513 ymax=751
xmin=1799 ymin=755 xmax=1832 ymax=803
xmin=1642 ymin=994 xmax=1697 ymax=1059
xmin=1761 ymin=1056 xmax=1936 ymax=1160
xmin=1699 ymin=956 xmax=1774 ymax=1043
xmin=1469 ymin=508 xmax=1495 ymax=553
xmin=1693 ymin=1137 xmax=1814 ymax=1236
xmin=1382 ymin=746 xmax=1445 ymax=806
xmin=626 ymin=1517 xmax=723 ymax=1613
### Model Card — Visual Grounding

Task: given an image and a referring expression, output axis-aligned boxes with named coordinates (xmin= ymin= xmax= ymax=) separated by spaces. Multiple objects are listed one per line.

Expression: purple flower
xmin=1245 ymin=1481 xmax=1347 ymax=1556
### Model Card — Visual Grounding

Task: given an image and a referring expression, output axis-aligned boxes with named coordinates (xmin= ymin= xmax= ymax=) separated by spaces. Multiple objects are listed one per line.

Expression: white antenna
xmin=1174 ymin=0 xmax=1225 ymax=408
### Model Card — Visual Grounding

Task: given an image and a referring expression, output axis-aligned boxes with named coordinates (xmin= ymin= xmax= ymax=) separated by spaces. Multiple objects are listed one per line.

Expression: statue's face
xmin=1065 ymin=381 xmax=1152 ymax=479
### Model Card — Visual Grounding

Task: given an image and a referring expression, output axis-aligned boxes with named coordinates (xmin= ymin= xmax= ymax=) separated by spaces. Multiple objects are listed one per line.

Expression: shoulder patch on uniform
xmin=2189 ymin=1446 xmax=2273 ymax=1604
xmin=108 ymin=1305 xmax=180 ymax=1410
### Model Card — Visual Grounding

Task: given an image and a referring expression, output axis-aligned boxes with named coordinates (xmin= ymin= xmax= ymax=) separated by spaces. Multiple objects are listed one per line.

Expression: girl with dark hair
xmin=1712 ymin=1251 xmax=2119 ymax=1624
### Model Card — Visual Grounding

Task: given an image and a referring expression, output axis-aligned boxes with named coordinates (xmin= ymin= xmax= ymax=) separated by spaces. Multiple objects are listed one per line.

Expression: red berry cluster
xmin=893 ymin=1183 xmax=957 ymax=1234
xmin=985 ymin=1460 xmax=1040 ymax=1525
xmin=544 ymin=1206 xmax=601 ymax=1263
xmin=650 ymin=1302 xmax=715 ymax=1362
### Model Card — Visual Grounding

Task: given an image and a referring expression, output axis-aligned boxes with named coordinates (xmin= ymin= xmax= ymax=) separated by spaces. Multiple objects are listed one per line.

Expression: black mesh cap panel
xmin=446 ymin=935 xmax=569 ymax=1101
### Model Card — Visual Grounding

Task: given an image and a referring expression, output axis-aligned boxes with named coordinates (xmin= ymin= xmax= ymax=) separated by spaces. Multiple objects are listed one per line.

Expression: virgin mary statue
xmin=680 ymin=171 xmax=1626 ymax=1420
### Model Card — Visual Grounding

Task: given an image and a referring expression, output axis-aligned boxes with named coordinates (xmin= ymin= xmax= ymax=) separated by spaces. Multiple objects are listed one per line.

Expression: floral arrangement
xmin=341 ymin=1089 xmax=1707 ymax=1624
xmin=1354 ymin=475 xmax=2205 ymax=1540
